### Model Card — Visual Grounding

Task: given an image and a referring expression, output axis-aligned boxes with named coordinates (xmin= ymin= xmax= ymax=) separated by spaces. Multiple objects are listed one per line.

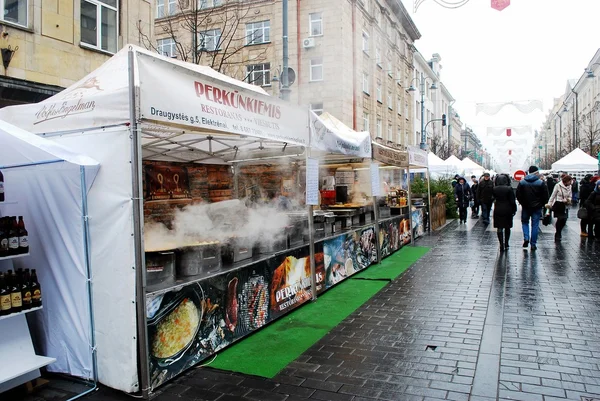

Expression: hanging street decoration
xmin=491 ymin=0 xmax=510 ymax=11
xmin=506 ymin=128 xmax=511 ymax=137
xmin=414 ymin=0 xmax=471 ymax=13
xmin=476 ymin=100 xmax=543 ymax=115
xmin=486 ymin=126 xmax=531 ymax=136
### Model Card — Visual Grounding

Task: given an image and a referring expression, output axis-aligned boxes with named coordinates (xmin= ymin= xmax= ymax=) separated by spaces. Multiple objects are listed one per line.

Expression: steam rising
xmin=144 ymin=199 xmax=291 ymax=251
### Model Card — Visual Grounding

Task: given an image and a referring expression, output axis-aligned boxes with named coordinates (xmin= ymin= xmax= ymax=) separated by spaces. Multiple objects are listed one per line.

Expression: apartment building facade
xmin=0 ymin=0 xmax=152 ymax=107
xmin=153 ymin=0 xmax=421 ymax=147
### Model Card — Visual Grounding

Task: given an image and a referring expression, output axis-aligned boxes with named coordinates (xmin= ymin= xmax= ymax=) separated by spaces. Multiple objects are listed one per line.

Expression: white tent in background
xmin=552 ymin=148 xmax=598 ymax=172
xmin=461 ymin=157 xmax=485 ymax=177
xmin=427 ymin=152 xmax=452 ymax=177
xmin=444 ymin=155 xmax=463 ymax=175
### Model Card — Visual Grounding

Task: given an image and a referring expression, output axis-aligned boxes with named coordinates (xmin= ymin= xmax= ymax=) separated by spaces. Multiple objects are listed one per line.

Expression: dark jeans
xmin=521 ymin=207 xmax=542 ymax=245
xmin=459 ymin=206 xmax=468 ymax=222
xmin=471 ymin=203 xmax=480 ymax=216
xmin=481 ymin=202 xmax=492 ymax=223
xmin=581 ymin=218 xmax=592 ymax=234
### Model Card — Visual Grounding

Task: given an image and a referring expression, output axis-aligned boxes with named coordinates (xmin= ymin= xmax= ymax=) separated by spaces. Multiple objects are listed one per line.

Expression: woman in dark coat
xmin=579 ymin=174 xmax=595 ymax=237
xmin=493 ymin=174 xmax=517 ymax=251
xmin=454 ymin=177 xmax=471 ymax=224
xmin=585 ymin=181 xmax=600 ymax=240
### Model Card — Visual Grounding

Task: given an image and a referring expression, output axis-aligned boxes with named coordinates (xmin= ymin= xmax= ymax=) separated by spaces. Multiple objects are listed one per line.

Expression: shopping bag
xmin=542 ymin=207 xmax=552 ymax=226
xmin=577 ymin=207 xmax=588 ymax=220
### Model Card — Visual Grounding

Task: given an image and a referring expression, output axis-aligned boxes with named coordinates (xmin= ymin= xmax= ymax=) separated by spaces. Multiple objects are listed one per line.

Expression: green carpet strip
xmin=208 ymin=246 xmax=430 ymax=378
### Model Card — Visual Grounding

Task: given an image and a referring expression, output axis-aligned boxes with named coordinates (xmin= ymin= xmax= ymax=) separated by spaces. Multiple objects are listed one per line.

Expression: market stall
xmin=0 ymin=120 xmax=99 ymax=396
xmin=551 ymin=148 xmax=598 ymax=176
xmin=0 ymin=45 xmax=311 ymax=396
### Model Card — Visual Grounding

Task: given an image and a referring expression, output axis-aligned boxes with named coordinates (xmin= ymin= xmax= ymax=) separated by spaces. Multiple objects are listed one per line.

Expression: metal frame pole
xmin=128 ymin=48 xmax=151 ymax=399
xmin=419 ymin=73 xmax=426 ymax=150
xmin=426 ymin=168 xmax=432 ymax=233
xmin=281 ymin=0 xmax=291 ymax=101
xmin=407 ymin=166 xmax=413 ymax=245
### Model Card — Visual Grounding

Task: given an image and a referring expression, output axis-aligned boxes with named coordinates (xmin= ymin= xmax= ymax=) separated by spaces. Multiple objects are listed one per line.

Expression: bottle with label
xmin=0 ymin=169 xmax=4 ymax=202
xmin=0 ymin=217 xmax=9 ymax=258
xmin=30 ymin=269 xmax=42 ymax=307
xmin=0 ymin=272 xmax=11 ymax=316
xmin=10 ymin=269 xmax=22 ymax=312
xmin=18 ymin=216 xmax=29 ymax=255
xmin=21 ymin=269 xmax=32 ymax=310
xmin=8 ymin=217 xmax=19 ymax=256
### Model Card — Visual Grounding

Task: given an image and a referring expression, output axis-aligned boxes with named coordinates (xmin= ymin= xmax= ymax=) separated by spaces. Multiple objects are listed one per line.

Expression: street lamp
xmin=408 ymin=72 xmax=438 ymax=150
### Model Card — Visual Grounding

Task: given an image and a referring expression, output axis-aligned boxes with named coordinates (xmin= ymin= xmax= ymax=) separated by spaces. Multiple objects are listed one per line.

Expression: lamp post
xmin=408 ymin=72 xmax=438 ymax=150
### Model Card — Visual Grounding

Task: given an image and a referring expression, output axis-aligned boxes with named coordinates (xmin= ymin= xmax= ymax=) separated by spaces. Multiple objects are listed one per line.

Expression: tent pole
xmin=129 ymin=48 xmax=151 ymax=399
xmin=65 ymin=166 xmax=99 ymax=401
xmin=407 ymin=166 xmax=413 ymax=245
xmin=306 ymin=148 xmax=317 ymax=302
xmin=426 ymin=168 xmax=432 ymax=234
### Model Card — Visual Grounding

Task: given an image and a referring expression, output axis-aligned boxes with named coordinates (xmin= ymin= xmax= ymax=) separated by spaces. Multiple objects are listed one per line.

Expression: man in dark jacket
xmin=579 ymin=174 xmax=595 ymax=237
xmin=470 ymin=176 xmax=479 ymax=218
xmin=477 ymin=172 xmax=494 ymax=225
xmin=516 ymin=166 xmax=549 ymax=250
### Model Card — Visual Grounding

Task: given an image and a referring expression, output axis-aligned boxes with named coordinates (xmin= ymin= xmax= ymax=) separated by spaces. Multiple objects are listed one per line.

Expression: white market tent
xmin=551 ymin=148 xmax=598 ymax=172
xmin=0 ymin=45 xmax=310 ymax=395
xmin=427 ymin=152 xmax=452 ymax=177
xmin=460 ymin=157 xmax=485 ymax=177
xmin=444 ymin=155 xmax=463 ymax=175
xmin=0 ymin=120 xmax=99 ymax=391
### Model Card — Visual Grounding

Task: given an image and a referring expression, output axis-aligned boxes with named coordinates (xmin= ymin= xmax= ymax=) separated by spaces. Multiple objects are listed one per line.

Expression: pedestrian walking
xmin=451 ymin=174 xmax=460 ymax=188
xmin=579 ymin=174 xmax=595 ymax=237
xmin=547 ymin=175 xmax=573 ymax=242
xmin=470 ymin=176 xmax=480 ymax=218
xmin=477 ymin=172 xmax=494 ymax=225
xmin=493 ymin=174 xmax=517 ymax=251
xmin=454 ymin=177 xmax=471 ymax=224
xmin=516 ymin=166 xmax=549 ymax=251
xmin=584 ymin=181 xmax=600 ymax=240
xmin=571 ymin=177 xmax=579 ymax=205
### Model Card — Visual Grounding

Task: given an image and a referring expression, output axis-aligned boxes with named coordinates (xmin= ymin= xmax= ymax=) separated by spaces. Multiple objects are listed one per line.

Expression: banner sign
xmin=407 ymin=146 xmax=428 ymax=167
xmin=372 ymin=142 xmax=408 ymax=167
xmin=370 ymin=163 xmax=382 ymax=196
xmin=137 ymin=53 xmax=310 ymax=147
xmin=305 ymin=157 xmax=320 ymax=205
xmin=309 ymin=111 xmax=371 ymax=158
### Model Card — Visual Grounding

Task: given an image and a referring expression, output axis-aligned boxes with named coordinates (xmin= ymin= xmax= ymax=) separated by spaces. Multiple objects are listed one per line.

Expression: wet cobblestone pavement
xmin=19 ymin=209 xmax=600 ymax=401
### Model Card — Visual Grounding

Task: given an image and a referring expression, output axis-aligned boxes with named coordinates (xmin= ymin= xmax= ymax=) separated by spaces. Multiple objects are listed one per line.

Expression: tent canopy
xmin=552 ymin=148 xmax=598 ymax=171
xmin=309 ymin=111 xmax=371 ymax=158
xmin=0 ymin=119 xmax=99 ymax=380
xmin=0 ymin=45 xmax=309 ymax=165
xmin=444 ymin=155 xmax=463 ymax=175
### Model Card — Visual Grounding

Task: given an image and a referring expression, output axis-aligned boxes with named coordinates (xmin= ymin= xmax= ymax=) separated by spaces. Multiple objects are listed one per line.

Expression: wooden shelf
xmin=0 ymin=354 xmax=56 ymax=385
xmin=0 ymin=306 xmax=42 ymax=322
xmin=0 ymin=252 xmax=30 ymax=261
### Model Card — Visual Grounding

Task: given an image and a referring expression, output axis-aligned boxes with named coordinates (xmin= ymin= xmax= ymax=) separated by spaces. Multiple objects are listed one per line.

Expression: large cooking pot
xmin=176 ymin=243 xmax=222 ymax=277
xmin=145 ymin=251 xmax=176 ymax=287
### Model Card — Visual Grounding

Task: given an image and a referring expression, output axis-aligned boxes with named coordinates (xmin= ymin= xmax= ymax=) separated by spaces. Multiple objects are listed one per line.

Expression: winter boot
xmin=504 ymin=229 xmax=510 ymax=249
xmin=497 ymin=230 xmax=505 ymax=251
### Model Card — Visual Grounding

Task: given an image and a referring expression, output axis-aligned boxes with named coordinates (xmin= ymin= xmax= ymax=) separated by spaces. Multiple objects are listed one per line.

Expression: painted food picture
xmin=151 ymin=298 xmax=200 ymax=359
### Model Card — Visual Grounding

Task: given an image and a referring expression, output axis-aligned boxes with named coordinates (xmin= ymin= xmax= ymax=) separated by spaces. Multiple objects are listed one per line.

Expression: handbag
xmin=577 ymin=207 xmax=588 ymax=220
xmin=542 ymin=207 xmax=552 ymax=226
xmin=469 ymin=200 xmax=474 ymax=208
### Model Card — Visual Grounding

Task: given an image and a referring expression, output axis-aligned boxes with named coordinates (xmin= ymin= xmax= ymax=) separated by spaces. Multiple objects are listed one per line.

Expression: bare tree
xmin=579 ymin=102 xmax=600 ymax=157
xmin=137 ymin=0 xmax=269 ymax=80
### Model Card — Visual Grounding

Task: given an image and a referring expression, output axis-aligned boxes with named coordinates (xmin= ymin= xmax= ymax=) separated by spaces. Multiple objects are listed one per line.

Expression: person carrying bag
xmin=546 ymin=175 xmax=573 ymax=242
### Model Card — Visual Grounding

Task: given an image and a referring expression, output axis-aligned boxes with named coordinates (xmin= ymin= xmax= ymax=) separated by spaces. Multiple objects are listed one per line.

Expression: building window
xmin=387 ymin=124 xmax=393 ymax=141
xmin=246 ymin=20 xmax=270 ymax=45
xmin=246 ymin=63 xmax=271 ymax=86
xmin=376 ymin=118 xmax=382 ymax=138
xmin=198 ymin=0 xmax=221 ymax=9
xmin=310 ymin=57 xmax=323 ymax=82
xmin=363 ymin=112 xmax=369 ymax=132
xmin=375 ymin=46 xmax=381 ymax=67
xmin=362 ymin=72 xmax=369 ymax=94
xmin=310 ymin=103 xmax=324 ymax=116
xmin=397 ymin=126 xmax=402 ymax=144
xmin=157 ymin=38 xmax=177 ymax=58
xmin=415 ymin=101 xmax=419 ymax=119
xmin=2 ymin=0 xmax=27 ymax=26
xmin=387 ymin=57 xmax=393 ymax=77
xmin=309 ymin=12 xmax=322 ymax=36
xmin=198 ymin=29 xmax=221 ymax=51
xmin=81 ymin=0 xmax=118 ymax=53
xmin=376 ymin=81 xmax=382 ymax=103
xmin=156 ymin=0 xmax=176 ymax=18
xmin=397 ymin=96 xmax=402 ymax=115
xmin=362 ymin=31 xmax=369 ymax=54
xmin=405 ymin=100 xmax=409 ymax=116
xmin=387 ymin=91 xmax=392 ymax=109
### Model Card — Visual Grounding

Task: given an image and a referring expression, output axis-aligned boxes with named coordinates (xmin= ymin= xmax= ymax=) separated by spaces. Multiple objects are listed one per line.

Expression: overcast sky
xmin=406 ymin=0 xmax=600 ymax=170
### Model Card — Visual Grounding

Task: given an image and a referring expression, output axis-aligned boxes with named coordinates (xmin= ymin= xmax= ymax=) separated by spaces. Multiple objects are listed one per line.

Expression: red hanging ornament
xmin=491 ymin=0 xmax=510 ymax=11
xmin=506 ymin=128 xmax=512 ymax=137
xmin=508 ymin=149 xmax=512 ymax=155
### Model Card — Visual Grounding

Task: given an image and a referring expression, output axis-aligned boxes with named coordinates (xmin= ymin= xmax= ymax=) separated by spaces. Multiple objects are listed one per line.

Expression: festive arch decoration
xmin=414 ymin=0 xmax=510 ymax=12
xmin=476 ymin=100 xmax=543 ymax=115
xmin=487 ymin=126 xmax=532 ymax=137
